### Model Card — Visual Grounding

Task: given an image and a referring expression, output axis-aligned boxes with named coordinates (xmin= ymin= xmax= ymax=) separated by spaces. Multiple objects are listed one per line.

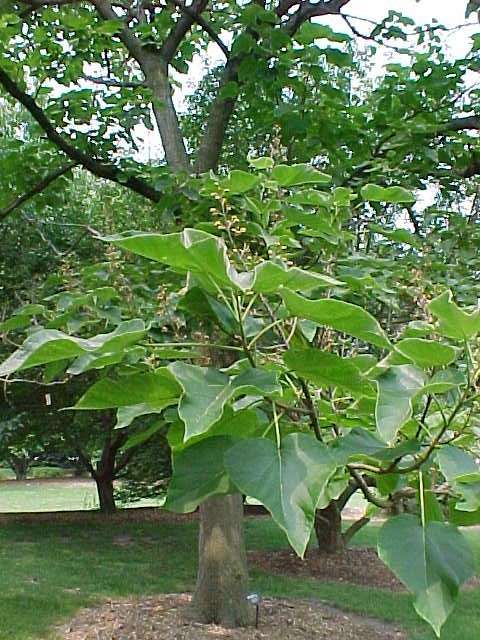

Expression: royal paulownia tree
xmin=1 ymin=0 xmax=480 ymax=631
xmin=1 ymin=165 xmax=480 ymax=635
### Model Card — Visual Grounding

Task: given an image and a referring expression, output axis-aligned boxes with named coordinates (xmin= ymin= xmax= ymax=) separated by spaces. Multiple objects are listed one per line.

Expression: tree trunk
xmin=192 ymin=494 xmax=252 ymax=627
xmin=314 ymin=501 xmax=345 ymax=555
xmin=95 ymin=474 xmax=117 ymax=515
xmin=8 ymin=455 xmax=30 ymax=481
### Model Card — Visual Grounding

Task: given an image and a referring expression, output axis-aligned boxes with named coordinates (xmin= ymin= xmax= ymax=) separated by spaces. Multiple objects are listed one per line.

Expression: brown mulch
xmin=60 ymin=594 xmax=406 ymax=640
xmin=248 ymin=547 xmax=480 ymax=592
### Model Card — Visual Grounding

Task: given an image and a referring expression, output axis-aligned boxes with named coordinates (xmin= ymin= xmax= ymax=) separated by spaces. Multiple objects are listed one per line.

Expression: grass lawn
xmin=0 ymin=467 xmax=72 ymax=482
xmin=0 ymin=514 xmax=478 ymax=640
xmin=0 ymin=479 xmax=163 ymax=513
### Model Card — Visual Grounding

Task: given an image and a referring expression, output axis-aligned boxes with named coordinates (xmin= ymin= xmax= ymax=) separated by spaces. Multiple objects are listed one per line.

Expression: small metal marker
xmin=246 ymin=592 xmax=261 ymax=628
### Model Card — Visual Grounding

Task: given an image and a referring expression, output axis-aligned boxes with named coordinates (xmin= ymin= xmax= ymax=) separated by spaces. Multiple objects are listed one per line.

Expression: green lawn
xmin=0 ymin=467 xmax=72 ymax=482
xmin=0 ymin=514 xmax=478 ymax=640
xmin=0 ymin=479 xmax=98 ymax=512
xmin=0 ymin=479 xmax=163 ymax=513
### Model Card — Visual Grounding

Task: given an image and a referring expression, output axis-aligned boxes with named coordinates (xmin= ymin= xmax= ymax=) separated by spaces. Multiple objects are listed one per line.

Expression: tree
xmin=1 ymin=165 xmax=479 ymax=636
xmin=0 ymin=412 xmax=43 ymax=479
xmin=1 ymin=0 xmax=480 ymax=629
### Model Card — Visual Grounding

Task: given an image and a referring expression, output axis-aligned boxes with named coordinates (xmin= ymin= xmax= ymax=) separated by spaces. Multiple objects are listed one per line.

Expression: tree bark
xmin=8 ymin=454 xmax=30 ymax=481
xmin=192 ymin=494 xmax=252 ymax=626
xmin=94 ymin=474 xmax=117 ymax=514
xmin=314 ymin=502 xmax=345 ymax=555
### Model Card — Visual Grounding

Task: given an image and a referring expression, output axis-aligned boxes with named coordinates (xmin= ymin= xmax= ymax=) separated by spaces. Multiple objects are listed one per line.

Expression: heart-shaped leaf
xmin=378 ymin=514 xmax=474 ymax=636
xmin=281 ymin=289 xmax=391 ymax=349
xmin=168 ymin=363 xmax=280 ymax=441
xmin=225 ymin=433 xmax=336 ymax=556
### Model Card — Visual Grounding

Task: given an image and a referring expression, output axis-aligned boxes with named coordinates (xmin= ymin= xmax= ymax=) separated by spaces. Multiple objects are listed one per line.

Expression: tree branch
xmin=195 ymin=0 xmax=352 ymax=171
xmin=165 ymin=0 xmax=229 ymax=60
xmin=343 ymin=516 xmax=370 ymax=545
xmin=161 ymin=0 xmax=208 ymax=62
xmin=83 ymin=74 xmax=146 ymax=89
xmin=0 ymin=67 xmax=161 ymax=201
xmin=93 ymin=0 xmax=190 ymax=171
xmin=0 ymin=163 xmax=77 ymax=223
xmin=194 ymin=58 xmax=239 ymax=173
xmin=283 ymin=0 xmax=352 ymax=35
xmin=447 ymin=115 xmax=480 ymax=131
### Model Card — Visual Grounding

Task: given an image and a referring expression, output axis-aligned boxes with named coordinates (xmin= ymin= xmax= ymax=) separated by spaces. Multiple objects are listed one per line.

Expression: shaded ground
xmin=249 ymin=547 xmax=480 ymax=592
xmin=60 ymin=594 xmax=406 ymax=640
xmin=1 ymin=515 xmax=479 ymax=640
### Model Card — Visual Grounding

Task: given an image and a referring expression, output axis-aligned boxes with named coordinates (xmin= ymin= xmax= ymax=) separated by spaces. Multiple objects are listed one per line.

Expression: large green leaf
xmin=165 ymin=436 xmax=235 ymax=513
xmin=284 ymin=348 xmax=373 ymax=396
xmin=271 ymin=164 xmax=331 ymax=187
xmin=437 ymin=446 xmax=480 ymax=512
xmin=333 ymin=428 xmax=421 ymax=464
xmin=295 ymin=22 xmax=351 ymax=45
xmin=104 ymin=229 xmax=340 ymax=295
xmin=168 ymin=406 xmax=267 ymax=452
xmin=225 ymin=433 xmax=337 ymax=556
xmin=437 ymin=445 xmax=478 ymax=480
xmin=375 ymin=365 xmax=425 ymax=443
xmin=74 ymin=369 xmax=181 ymax=411
xmin=103 ymin=228 xmax=246 ymax=293
xmin=281 ymin=289 xmax=391 ymax=349
xmin=428 ymin=290 xmax=480 ymax=340
xmin=378 ymin=514 xmax=474 ymax=636
xmin=168 ymin=363 xmax=280 ymax=441
xmin=361 ymin=184 xmax=415 ymax=203
xmin=252 ymin=262 xmax=341 ymax=293
xmin=395 ymin=339 xmax=457 ymax=369
xmin=221 ymin=170 xmax=260 ymax=194
xmin=67 ymin=351 xmax=125 ymax=375
xmin=0 ymin=320 xmax=146 ymax=377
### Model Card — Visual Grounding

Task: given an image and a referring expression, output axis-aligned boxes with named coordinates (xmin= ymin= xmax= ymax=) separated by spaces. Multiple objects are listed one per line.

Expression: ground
xmin=0 ymin=478 xmax=478 ymax=640
xmin=60 ymin=594 xmax=406 ymax=640
xmin=0 ymin=476 xmax=163 ymax=512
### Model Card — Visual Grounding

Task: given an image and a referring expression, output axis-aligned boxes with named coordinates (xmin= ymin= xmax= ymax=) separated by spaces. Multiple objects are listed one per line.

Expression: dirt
xmin=249 ymin=547 xmax=480 ymax=592
xmin=60 ymin=594 xmax=406 ymax=640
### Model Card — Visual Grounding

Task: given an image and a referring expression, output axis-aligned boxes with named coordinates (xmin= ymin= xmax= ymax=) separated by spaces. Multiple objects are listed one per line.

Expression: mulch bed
xmin=249 ymin=547 xmax=480 ymax=592
xmin=249 ymin=547 xmax=402 ymax=590
xmin=60 ymin=594 xmax=406 ymax=640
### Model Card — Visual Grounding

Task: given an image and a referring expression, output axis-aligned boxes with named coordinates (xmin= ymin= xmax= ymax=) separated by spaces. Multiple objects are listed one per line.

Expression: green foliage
xmin=1 ymin=160 xmax=479 ymax=632
xmin=2 ymin=0 xmax=480 ymax=622
xmin=225 ymin=434 xmax=336 ymax=556
xmin=378 ymin=515 xmax=475 ymax=636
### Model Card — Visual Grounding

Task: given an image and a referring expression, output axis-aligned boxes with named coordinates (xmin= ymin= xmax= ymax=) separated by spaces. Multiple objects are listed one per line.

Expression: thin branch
xmin=83 ymin=74 xmax=146 ymax=89
xmin=0 ymin=67 xmax=161 ymax=202
xmin=405 ymin=205 xmax=421 ymax=236
xmin=300 ymin=379 xmax=322 ymax=442
xmin=160 ymin=0 xmax=208 ymax=63
xmin=348 ymin=466 xmax=391 ymax=509
xmin=0 ymin=163 xmax=77 ymax=223
xmin=164 ymin=0 xmax=229 ymax=60
xmin=343 ymin=516 xmax=370 ymax=545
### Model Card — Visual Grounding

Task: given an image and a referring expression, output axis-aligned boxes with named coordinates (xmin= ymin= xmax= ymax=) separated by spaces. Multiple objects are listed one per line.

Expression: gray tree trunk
xmin=192 ymin=494 xmax=253 ymax=626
